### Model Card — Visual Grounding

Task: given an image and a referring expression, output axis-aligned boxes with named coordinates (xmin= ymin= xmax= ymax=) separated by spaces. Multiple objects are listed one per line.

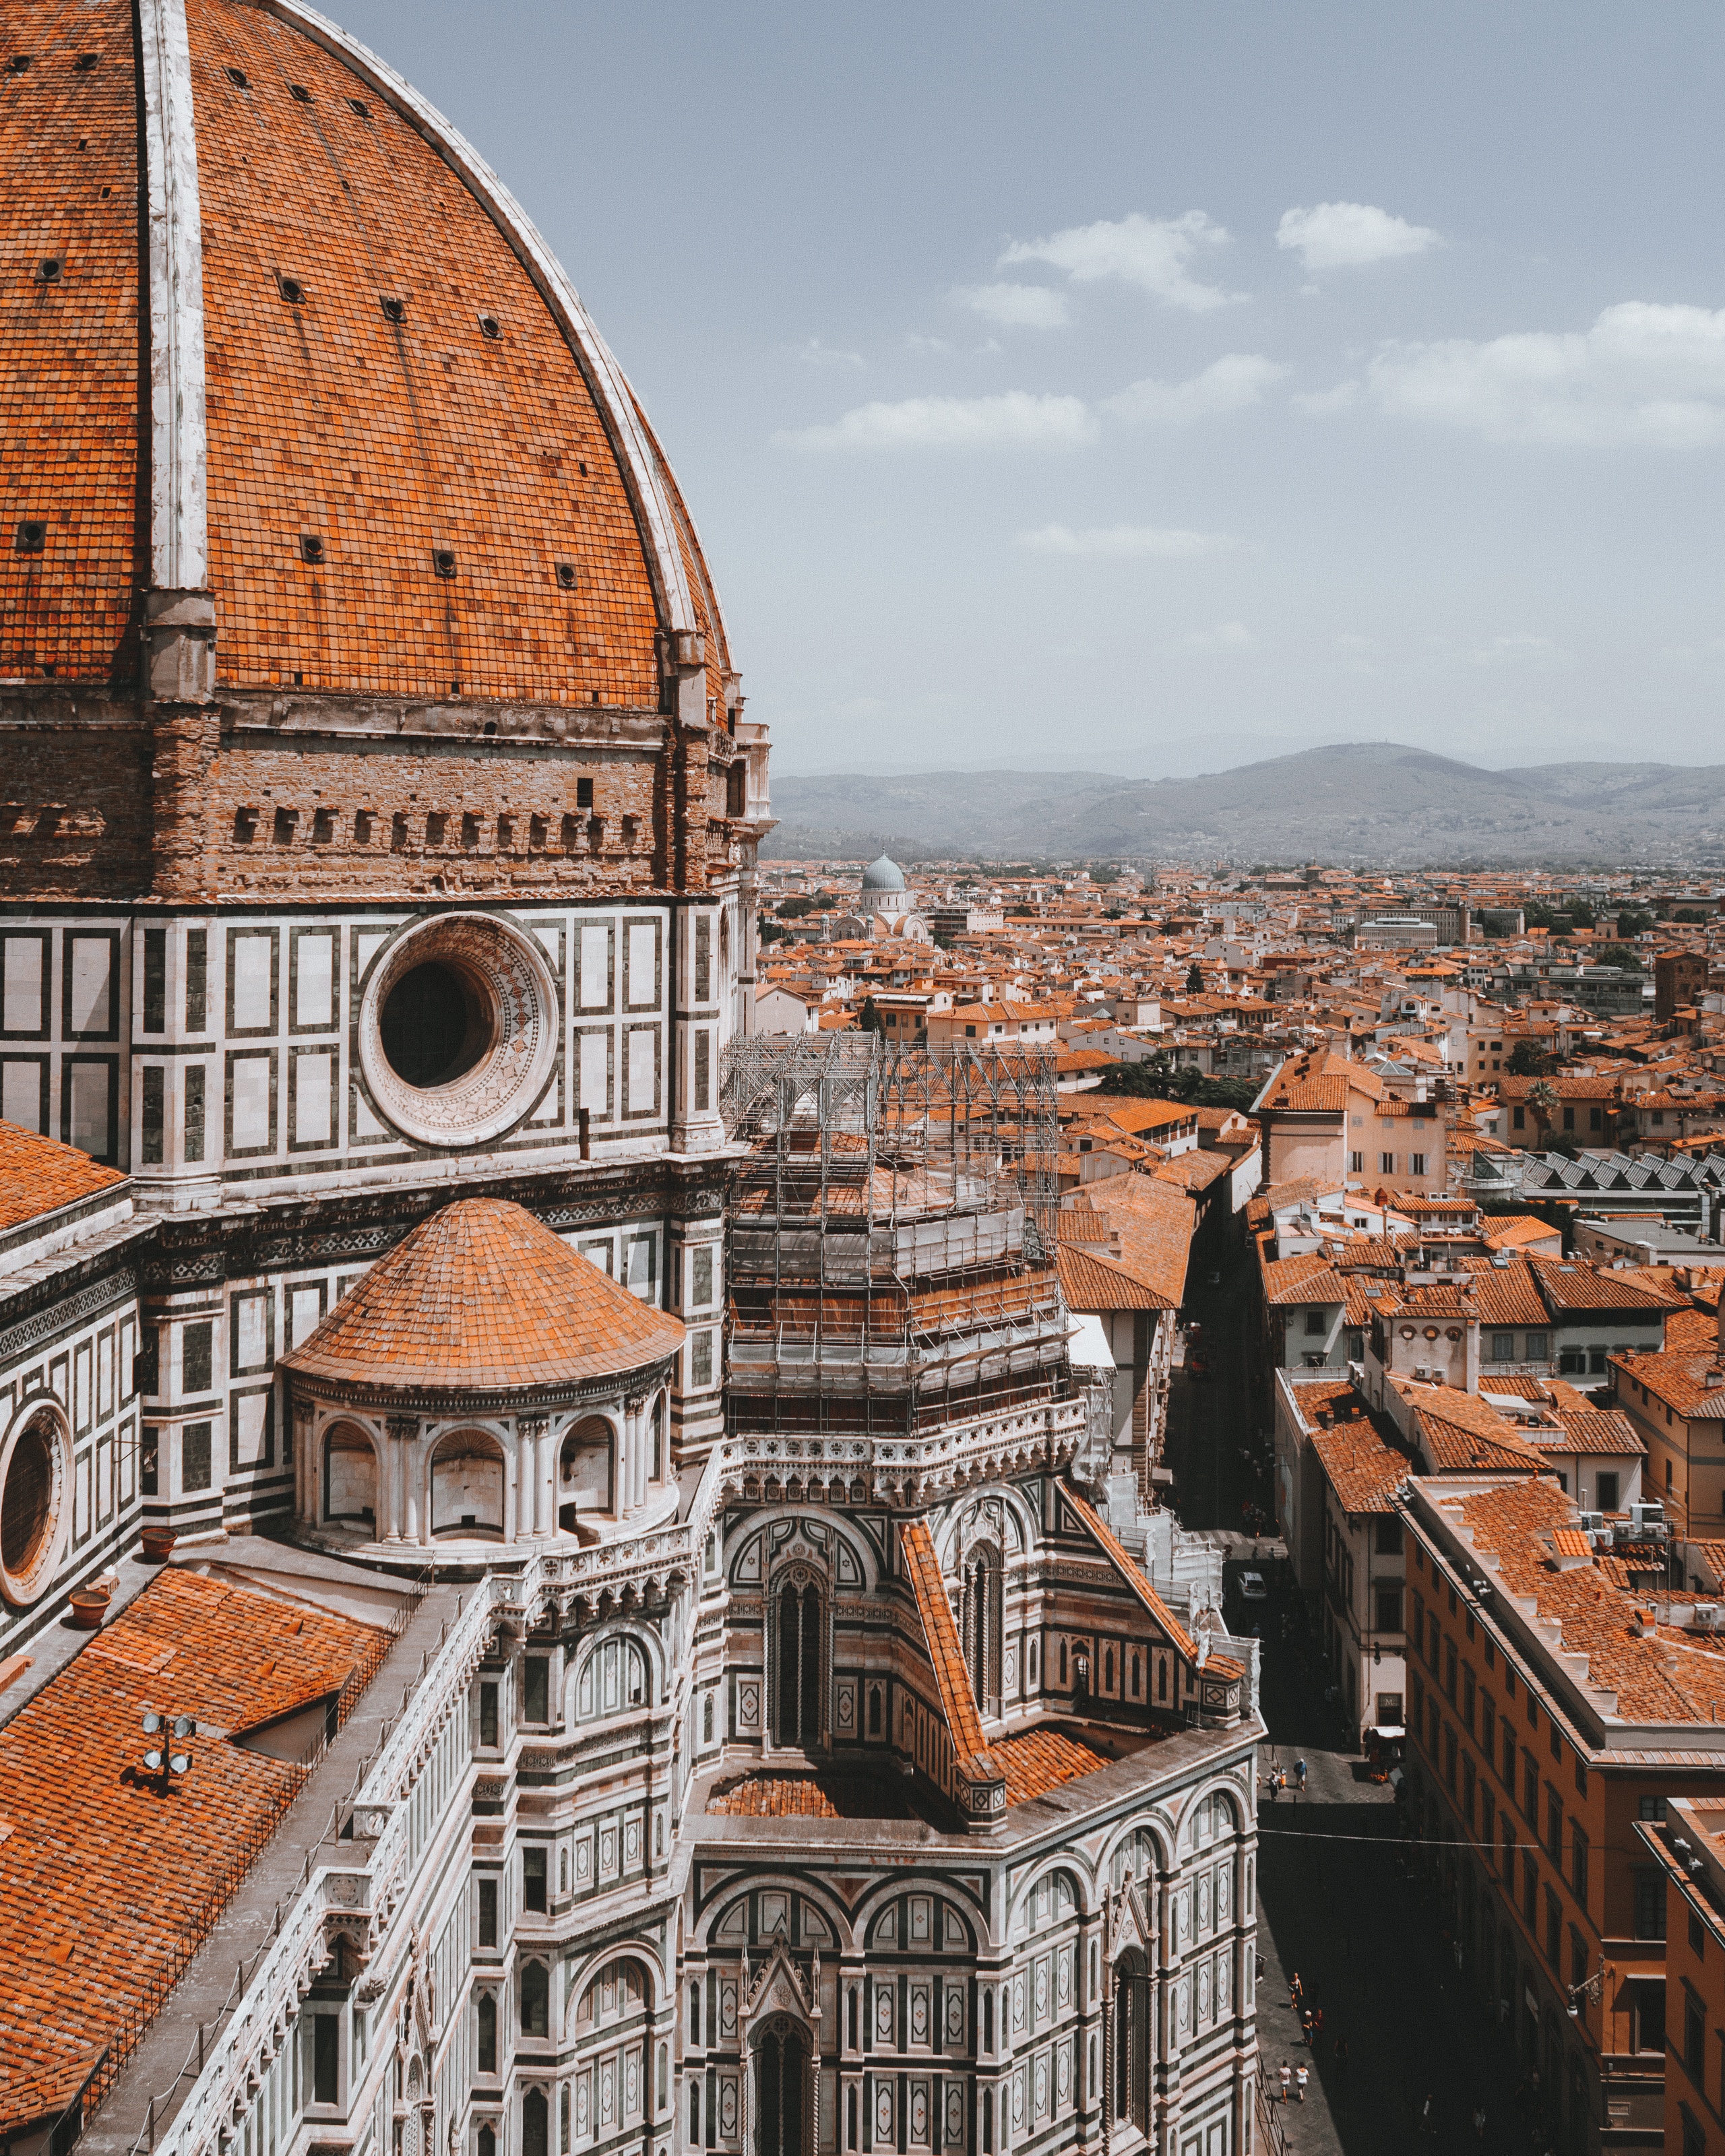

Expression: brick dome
xmin=0 ymin=0 xmax=729 ymax=707
xmin=280 ymin=1197 xmax=685 ymax=1400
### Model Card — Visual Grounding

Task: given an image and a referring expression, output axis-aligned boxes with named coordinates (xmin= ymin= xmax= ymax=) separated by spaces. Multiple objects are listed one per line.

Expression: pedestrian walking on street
xmin=1294 ymin=2064 xmax=1309 ymax=2104
xmin=1472 ymin=2101 xmax=1486 ymax=2139
xmin=1313 ymin=2005 xmax=1324 ymax=2039
xmin=1290 ymin=1971 xmax=1304 ymax=2011
xmin=1295 ymin=1755 xmax=1308 ymax=1792
xmin=1278 ymin=2064 xmax=1291 ymax=2105
xmin=1302 ymin=2010 xmax=1315 ymax=2049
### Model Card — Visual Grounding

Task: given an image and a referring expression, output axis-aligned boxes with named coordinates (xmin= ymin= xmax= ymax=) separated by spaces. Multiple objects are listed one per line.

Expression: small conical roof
xmin=280 ymin=1199 xmax=684 ymax=1397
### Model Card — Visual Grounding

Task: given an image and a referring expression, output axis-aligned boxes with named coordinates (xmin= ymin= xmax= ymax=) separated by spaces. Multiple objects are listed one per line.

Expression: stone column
xmin=389 ymin=1418 xmax=422 ymax=1545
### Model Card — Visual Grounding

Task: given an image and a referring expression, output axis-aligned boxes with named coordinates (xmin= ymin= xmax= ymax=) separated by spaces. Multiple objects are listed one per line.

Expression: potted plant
xmin=140 ymin=1522 xmax=177 ymax=1563
xmin=68 ymin=1582 xmax=113 ymax=1629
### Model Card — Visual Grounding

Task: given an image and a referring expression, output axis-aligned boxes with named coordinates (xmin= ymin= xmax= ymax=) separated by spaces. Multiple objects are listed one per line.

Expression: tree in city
xmin=1526 ymin=1079 xmax=1561 ymax=1148
xmin=1615 ymin=906 xmax=1656 ymax=938
xmin=1505 ymin=1040 xmax=1557 ymax=1077
xmin=858 ymin=996 xmax=884 ymax=1036
xmin=1185 ymin=962 xmax=1204 ymax=994
xmin=1592 ymin=943 xmax=1645 ymax=974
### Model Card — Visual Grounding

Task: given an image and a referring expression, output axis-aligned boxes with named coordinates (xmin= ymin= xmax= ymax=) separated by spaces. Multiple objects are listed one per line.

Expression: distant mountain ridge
xmin=763 ymin=743 xmax=1725 ymax=867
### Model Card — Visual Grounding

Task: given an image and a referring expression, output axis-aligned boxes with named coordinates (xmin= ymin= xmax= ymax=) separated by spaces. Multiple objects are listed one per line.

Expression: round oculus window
xmin=358 ymin=912 xmax=558 ymax=1147
xmin=0 ymin=1402 xmax=71 ymax=1609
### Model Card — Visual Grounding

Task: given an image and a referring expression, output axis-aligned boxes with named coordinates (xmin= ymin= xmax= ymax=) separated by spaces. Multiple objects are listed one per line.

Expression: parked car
xmin=1238 ymin=1571 xmax=1267 ymax=1602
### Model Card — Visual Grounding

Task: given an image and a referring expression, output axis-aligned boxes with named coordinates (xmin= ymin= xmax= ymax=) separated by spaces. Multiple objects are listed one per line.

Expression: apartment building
xmin=1404 ymin=1473 xmax=1725 ymax=2152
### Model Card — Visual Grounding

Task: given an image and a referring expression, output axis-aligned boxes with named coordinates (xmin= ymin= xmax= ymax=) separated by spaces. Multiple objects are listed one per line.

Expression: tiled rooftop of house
xmin=0 ymin=1122 xmax=127 ymax=1237
xmin=705 ymin=1772 xmax=918 ymax=1820
xmin=0 ymin=1568 xmax=387 ymax=2134
xmin=1445 ymin=1476 xmax=1725 ymax=1725
xmin=280 ymin=1197 xmax=685 ymax=1397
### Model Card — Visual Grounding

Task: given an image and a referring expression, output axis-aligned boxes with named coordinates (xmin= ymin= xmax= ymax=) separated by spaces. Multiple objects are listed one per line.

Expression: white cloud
xmin=1367 ymin=302 xmax=1725 ymax=446
xmin=1017 ymin=523 xmax=1238 ymax=558
xmin=1180 ymin=621 xmax=1256 ymax=654
xmin=795 ymin=337 xmax=865 ymax=369
xmin=774 ymin=391 xmax=1098 ymax=451
xmin=1276 ymin=201 xmax=1440 ymax=272
xmin=1104 ymin=354 xmax=1288 ymax=425
xmin=955 ymin=282 xmax=1069 ymax=329
xmin=999 ymin=210 xmax=1238 ymax=313
xmin=1294 ymin=380 xmax=1360 ymax=416
xmin=1467 ymin=633 xmax=1574 ymax=672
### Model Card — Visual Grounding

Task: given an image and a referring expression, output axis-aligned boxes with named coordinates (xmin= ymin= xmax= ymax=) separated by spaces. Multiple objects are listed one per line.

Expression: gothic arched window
xmin=1112 ymin=1954 xmax=1150 ymax=2130
xmin=756 ymin=2021 xmax=807 ymax=2156
xmin=522 ymin=2089 xmax=548 ymax=2156
xmin=772 ymin=1576 xmax=824 ymax=1749
xmin=960 ymin=1549 xmax=1003 ymax=1717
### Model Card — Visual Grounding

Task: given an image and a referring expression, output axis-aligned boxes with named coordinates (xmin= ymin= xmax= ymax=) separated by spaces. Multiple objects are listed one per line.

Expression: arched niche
xmin=431 ymin=1428 xmax=505 ymax=1537
xmin=559 ymin=1414 xmax=615 ymax=1531
xmin=322 ymin=1420 xmax=377 ymax=1525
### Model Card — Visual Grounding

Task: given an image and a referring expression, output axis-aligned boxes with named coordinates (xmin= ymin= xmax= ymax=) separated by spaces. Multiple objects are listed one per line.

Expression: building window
xmin=1112 ymin=1958 xmax=1150 ymax=2130
xmin=1522 ymin=1853 xmax=1538 ymax=1923
xmin=524 ymin=1657 xmax=550 ymax=1725
xmin=480 ymin=1682 xmax=499 ymax=1748
xmin=1375 ymin=1517 xmax=1402 ymax=1556
xmin=962 ymin=1549 xmax=1003 ymax=1715
xmin=772 ymin=1576 xmax=825 ymax=1748
xmin=523 ymin=1847 xmax=547 ymax=1914
xmin=1410 ymin=1153 xmax=1426 ymax=1176
xmin=1488 ymin=1329 xmax=1516 ymax=1362
xmin=1380 ymin=1152 xmax=1395 ymax=1174
xmin=312 ymin=2015 xmax=338 ymax=2105
xmin=523 ymin=2091 xmax=548 ymax=2156
xmin=1524 ymin=1331 xmax=1548 ymax=1362
xmin=479 ymin=1876 xmax=498 ymax=1946
xmin=1686 ymin=1990 xmax=1705 ymax=2078
xmin=478 ymin=1992 xmax=498 ymax=2073
xmin=1597 ymin=1472 xmax=1619 ymax=1512
xmin=1572 ymin=1828 xmax=1589 ymax=1909
xmin=1375 ymin=1586 xmax=1403 ymax=1633
xmin=521 ymin=1961 xmax=549 ymax=2036
xmin=1303 ymin=1309 xmax=1325 ymax=1335
xmin=1349 ymin=1151 xmax=1363 ymax=1174
xmin=755 ymin=2022 xmax=808 ymax=2156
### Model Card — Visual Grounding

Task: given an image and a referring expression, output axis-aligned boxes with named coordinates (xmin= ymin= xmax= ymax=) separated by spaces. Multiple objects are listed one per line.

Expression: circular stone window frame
xmin=0 ymin=1396 xmax=73 ymax=1610
xmin=358 ymin=912 xmax=560 ymax=1149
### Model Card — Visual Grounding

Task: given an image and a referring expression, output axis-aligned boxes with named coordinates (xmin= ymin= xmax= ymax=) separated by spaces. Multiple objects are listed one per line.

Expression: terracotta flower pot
xmin=140 ymin=1525 xmax=177 ymax=1563
xmin=69 ymin=1587 xmax=112 ymax=1630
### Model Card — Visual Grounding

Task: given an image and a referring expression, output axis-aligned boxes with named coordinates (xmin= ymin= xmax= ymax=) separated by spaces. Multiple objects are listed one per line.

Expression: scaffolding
xmin=719 ymin=1038 xmax=1073 ymax=1438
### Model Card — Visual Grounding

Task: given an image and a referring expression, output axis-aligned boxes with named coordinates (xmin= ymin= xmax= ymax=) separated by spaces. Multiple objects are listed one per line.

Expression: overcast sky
xmin=337 ymin=0 xmax=1725 ymax=778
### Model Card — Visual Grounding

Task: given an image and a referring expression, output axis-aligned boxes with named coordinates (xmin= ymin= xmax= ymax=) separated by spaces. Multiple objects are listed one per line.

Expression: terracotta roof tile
xmin=0 ymin=1122 xmax=126 ymax=1236
xmin=280 ymin=1198 xmax=683 ymax=1397
xmin=0 ymin=1571 xmax=387 ymax=2131
xmin=1311 ymin=1422 xmax=1410 ymax=1515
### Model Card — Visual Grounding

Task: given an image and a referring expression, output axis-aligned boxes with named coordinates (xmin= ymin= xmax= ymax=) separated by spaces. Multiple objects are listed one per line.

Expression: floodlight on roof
xmin=139 ymin=1706 xmax=197 ymax=1785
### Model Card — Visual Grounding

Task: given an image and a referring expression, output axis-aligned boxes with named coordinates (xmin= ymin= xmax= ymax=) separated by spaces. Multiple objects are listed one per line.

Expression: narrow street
xmin=1164 ymin=1241 xmax=1544 ymax=2153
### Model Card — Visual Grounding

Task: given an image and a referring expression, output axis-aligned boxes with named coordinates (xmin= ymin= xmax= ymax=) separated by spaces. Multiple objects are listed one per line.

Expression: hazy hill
xmin=763 ymin=743 xmax=1725 ymax=866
